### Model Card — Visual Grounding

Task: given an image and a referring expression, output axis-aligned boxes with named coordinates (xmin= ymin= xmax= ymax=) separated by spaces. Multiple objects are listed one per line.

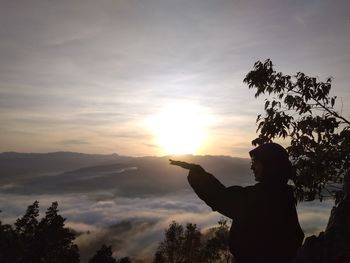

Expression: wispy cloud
xmin=1 ymin=0 xmax=349 ymax=156
xmin=59 ymin=139 xmax=90 ymax=145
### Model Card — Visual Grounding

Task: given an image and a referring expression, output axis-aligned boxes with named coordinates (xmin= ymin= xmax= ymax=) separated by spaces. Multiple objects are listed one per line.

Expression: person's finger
xmin=169 ymin=159 xmax=193 ymax=169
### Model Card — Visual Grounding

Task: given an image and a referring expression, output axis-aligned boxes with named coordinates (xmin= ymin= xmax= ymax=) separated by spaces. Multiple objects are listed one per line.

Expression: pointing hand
xmin=169 ymin=159 xmax=203 ymax=171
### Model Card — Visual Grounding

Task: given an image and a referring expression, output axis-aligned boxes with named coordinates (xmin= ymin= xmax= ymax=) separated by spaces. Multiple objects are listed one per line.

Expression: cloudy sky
xmin=1 ymin=0 xmax=350 ymax=157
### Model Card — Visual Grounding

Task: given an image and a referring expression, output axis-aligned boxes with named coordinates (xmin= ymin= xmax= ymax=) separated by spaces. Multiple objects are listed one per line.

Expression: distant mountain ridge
xmin=0 ymin=152 xmax=253 ymax=197
xmin=0 ymin=151 xmax=130 ymax=179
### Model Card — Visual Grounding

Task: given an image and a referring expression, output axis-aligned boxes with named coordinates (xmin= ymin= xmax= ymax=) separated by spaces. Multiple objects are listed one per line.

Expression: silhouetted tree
xmin=0 ymin=217 xmax=19 ymax=263
xmin=15 ymin=201 xmax=39 ymax=235
xmin=200 ymin=219 xmax=232 ymax=263
xmin=14 ymin=200 xmax=40 ymax=262
xmin=35 ymin=202 xmax=79 ymax=263
xmin=0 ymin=201 xmax=79 ymax=263
xmin=1 ymin=202 xmax=136 ymax=263
xmin=89 ymin=244 xmax=117 ymax=263
xmin=154 ymin=220 xmax=232 ymax=263
xmin=153 ymin=251 xmax=166 ymax=263
xmin=155 ymin=221 xmax=184 ymax=263
xmin=244 ymin=59 xmax=350 ymax=202
xmin=119 ymin=257 xmax=132 ymax=263
xmin=182 ymin=223 xmax=202 ymax=262
xmin=154 ymin=221 xmax=203 ymax=263
xmin=245 ymin=60 xmax=350 ymax=262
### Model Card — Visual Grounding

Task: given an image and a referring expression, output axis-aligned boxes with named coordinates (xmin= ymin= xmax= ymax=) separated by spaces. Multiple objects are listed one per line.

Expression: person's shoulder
xmin=226 ymin=184 xmax=256 ymax=194
xmin=245 ymin=183 xmax=269 ymax=195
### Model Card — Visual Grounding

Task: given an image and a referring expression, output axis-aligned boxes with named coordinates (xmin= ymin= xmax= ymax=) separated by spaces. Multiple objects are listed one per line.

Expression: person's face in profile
xmin=251 ymin=157 xmax=263 ymax=181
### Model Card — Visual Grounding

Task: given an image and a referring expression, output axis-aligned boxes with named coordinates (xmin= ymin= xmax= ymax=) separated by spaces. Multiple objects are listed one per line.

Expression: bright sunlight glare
xmin=148 ymin=102 xmax=211 ymax=155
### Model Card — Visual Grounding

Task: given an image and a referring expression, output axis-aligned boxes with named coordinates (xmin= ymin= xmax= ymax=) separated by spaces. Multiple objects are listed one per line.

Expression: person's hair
xmin=249 ymin=143 xmax=292 ymax=185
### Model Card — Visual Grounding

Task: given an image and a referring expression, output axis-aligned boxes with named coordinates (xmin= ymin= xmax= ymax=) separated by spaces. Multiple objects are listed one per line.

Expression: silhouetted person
xmin=170 ymin=143 xmax=304 ymax=263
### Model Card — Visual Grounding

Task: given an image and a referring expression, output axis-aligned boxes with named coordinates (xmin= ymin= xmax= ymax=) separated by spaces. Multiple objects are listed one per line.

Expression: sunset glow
xmin=148 ymin=102 xmax=210 ymax=155
xmin=1 ymin=1 xmax=349 ymax=261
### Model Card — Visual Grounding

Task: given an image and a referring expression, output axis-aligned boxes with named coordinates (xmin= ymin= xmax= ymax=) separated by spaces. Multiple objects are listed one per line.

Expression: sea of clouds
xmin=0 ymin=154 xmax=335 ymax=262
xmin=0 ymin=189 xmax=334 ymax=262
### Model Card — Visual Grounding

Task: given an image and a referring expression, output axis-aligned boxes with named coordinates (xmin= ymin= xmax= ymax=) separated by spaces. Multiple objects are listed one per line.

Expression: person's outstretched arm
xmin=170 ymin=160 xmax=245 ymax=218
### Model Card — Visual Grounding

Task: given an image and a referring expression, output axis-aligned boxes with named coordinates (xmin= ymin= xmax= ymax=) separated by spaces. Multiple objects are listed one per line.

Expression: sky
xmin=1 ymin=0 xmax=350 ymax=157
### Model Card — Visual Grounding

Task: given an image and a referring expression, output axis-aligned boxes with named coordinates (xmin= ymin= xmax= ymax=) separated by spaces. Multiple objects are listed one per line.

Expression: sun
xmin=148 ymin=102 xmax=210 ymax=155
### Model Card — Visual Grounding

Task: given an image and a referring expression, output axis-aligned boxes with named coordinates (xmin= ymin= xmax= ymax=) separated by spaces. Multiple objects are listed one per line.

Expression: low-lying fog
xmin=0 ymin=152 xmax=334 ymax=262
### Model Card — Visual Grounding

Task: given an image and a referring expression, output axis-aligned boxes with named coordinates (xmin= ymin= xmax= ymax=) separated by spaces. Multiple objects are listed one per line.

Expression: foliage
xmin=154 ymin=219 xmax=232 ymax=263
xmin=200 ymin=219 xmax=232 ymax=263
xmin=0 ymin=218 xmax=19 ymax=262
xmin=244 ymin=59 xmax=350 ymax=202
xmin=1 ymin=201 xmax=79 ymax=263
xmin=36 ymin=202 xmax=80 ymax=263
xmin=1 ymin=201 xmax=135 ymax=263
xmin=154 ymin=221 xmax=201 ymax=263
xmin=118 ymin=257 xmax=132 ymax=263
xmin=88 ymin=244 xmax=131 ymax=263
xmin=89 ymin=245 xmax=117 ymax=263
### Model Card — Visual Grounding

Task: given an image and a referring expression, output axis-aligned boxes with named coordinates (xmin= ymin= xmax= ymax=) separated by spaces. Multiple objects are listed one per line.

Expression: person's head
xmin=249 ymin=143 xmax=291 ymax=184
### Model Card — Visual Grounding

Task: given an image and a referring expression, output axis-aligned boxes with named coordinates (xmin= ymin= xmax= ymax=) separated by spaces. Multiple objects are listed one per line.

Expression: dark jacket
xmin=188 ymin=167 xmax=304 ymax=263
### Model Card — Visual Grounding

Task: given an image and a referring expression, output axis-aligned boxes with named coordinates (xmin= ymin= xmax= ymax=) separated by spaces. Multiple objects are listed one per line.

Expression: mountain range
xmin=0 ymin=152 xmax=254 ymax=197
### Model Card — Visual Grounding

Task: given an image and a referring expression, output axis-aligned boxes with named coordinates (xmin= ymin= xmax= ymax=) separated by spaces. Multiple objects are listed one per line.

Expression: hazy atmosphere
xmin=0 ymin=153 xmax=334 ymax=262
xmin=1 ymin=0 xmax=349 ymax=262
xmin=1 ymin=0 xmax=349 ymax=156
